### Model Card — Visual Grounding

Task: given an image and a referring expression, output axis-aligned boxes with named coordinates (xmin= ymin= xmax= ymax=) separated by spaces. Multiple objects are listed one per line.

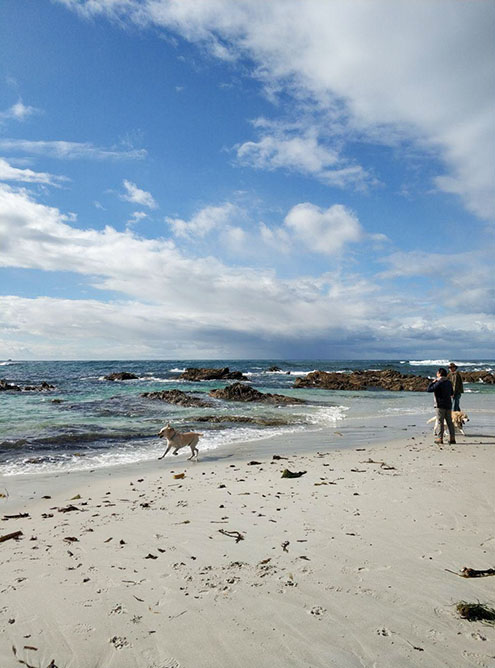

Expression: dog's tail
xmin=426 ymin=417 xmax=436 ymax=424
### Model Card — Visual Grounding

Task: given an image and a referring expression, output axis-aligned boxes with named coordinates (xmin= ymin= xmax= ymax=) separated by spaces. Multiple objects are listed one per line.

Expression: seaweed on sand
xmin=456 ymin=601 xmax=495 ymax=623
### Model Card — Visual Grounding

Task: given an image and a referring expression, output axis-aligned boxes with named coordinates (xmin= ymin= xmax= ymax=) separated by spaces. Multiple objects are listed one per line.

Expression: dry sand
xmin=1 ymin=431 xmax=494 ymax=668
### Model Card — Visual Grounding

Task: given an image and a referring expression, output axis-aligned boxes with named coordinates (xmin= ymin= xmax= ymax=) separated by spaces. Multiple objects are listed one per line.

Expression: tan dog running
xmin=158 ymin=423 xmax=202 ymax=460
xmin=427 ymin=410 xmax=469 ymax=435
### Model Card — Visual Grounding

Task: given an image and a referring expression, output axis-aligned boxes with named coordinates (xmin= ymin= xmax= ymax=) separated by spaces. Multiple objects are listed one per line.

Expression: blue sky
xmin=0 ymin=0 xmax=494 ymax=360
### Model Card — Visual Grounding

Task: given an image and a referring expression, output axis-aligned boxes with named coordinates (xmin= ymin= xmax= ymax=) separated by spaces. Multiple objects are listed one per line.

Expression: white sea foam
xmin=382 ymin=406 xmax=431 ymax=415
xmin=409 ymin=360 xmax=450 ymax=366
xmin=409 ymin=360 xmax=492 ymax=368
xmin=136 ymin=376 xmax=180 ymax=383
xmin=304 ymin=405 xmax=348 ymax=426
xmin=169 ymin=368 xmax=186 ymax=373
xmin=0 ymin=361 xmax=16 ymax=366
xmin=1 ymin=423 xmax=309 ymax=477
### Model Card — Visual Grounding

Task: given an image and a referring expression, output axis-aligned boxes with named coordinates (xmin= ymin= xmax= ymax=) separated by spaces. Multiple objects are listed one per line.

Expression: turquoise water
xmin=1 ymin=359 xmax=493 ymax=475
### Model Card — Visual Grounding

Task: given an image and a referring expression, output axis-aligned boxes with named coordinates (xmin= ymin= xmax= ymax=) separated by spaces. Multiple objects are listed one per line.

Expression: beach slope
xmin=1 ymin=433 xmax=494 ymax=667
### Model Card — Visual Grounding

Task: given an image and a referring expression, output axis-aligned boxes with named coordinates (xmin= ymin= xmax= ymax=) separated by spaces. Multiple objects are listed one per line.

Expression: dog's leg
xmin=158 ymin=443 xmax=172 ymax=460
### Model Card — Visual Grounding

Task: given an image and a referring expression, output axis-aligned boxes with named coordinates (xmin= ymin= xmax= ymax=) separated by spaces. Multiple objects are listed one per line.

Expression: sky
xmin=0 ymin=0 xmax=494 ymax=360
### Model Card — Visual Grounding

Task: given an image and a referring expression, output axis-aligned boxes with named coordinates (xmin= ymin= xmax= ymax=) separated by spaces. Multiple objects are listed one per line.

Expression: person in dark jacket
xmin=448 ymin=362 xmax=464 ymax=411
xmin=427 ymin=367 xmax=455 ymax=444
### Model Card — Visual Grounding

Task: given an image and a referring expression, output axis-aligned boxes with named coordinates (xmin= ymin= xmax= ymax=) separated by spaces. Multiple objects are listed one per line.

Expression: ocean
xmin=1 ymin=359 xmax=494 ymax=477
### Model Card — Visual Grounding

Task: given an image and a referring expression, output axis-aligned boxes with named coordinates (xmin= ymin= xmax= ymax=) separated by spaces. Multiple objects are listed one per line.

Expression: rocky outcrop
xmin=1 ymin=379 xmax=55 ymax=392
xmin=294 ymin=369 xmax=429 ymax=392
xmin=193 ymin=415 xmax=290 ymax=426
xmin=141 ymin=389 xmax=210 ymax=407
xmin=179 ymin=367 xmax=248 ymax=381
xmin=209 ymin=382 xmax=305 ymax=404
xmin=104 ymin=372 xmax=138 ymax=381
xmin=268 ymin=366 xmax=281 ymax=372
xmin=460 ymin=371 xmax=495 ymax=384
xmin=0 ymin=379 xmax=21 ymax=392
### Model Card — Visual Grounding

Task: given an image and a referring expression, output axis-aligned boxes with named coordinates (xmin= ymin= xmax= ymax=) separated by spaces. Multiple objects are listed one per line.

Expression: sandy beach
xmin=1 ymin=427 xmax=494 ymax=668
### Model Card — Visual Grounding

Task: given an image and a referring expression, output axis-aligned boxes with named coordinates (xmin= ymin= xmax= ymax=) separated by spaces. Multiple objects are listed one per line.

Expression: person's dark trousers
xmin=435 ymin=407 xmax=456 ymax=442
xmin=453 ymin=394 xmax=461 ymax=411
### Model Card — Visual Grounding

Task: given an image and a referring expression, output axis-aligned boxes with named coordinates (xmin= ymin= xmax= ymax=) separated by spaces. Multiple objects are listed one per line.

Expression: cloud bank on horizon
xmin=0 ymin=0 xmax=493 ymax=359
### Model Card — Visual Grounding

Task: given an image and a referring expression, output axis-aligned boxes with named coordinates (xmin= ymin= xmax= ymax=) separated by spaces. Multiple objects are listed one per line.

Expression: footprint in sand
xmin=309 ymin=605 xmax=327 ymax=617
xmin=109 ymin=635 xmax=131 ymax=649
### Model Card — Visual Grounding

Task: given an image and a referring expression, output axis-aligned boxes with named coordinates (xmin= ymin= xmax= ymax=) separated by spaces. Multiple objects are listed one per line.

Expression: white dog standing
xmin=158 ymin=423 xmax=202 ymax=461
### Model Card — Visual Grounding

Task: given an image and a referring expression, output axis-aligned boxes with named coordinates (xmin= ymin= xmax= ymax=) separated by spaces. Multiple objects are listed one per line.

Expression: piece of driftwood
xmin=461 ymin=567 xmax=495 ymax=578
xmin=57 ymin=505 xmax=79 ymax=513
xmin=2 ymin=513 xmax=30 ymax=520
xmin=446 ymin=567 xmax=495 ymax=578
xmin=219 ymin=529 xmax=244 ymax=543
xmin=0 ymin=530 xmax=23 ymax=543
xmin=361 ymin=458 xmax=397 ymax=470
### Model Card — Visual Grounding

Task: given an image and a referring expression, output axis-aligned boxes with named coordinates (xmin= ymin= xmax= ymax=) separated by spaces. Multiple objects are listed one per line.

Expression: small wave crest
xmin=409 ymin=359 xmax=450 ymax=366
xmin=0 ymin=429 xmax=152 ymax=452
xmin=409 ymin=360 xmax=492 ymax=368
xmin=0 ymin=422 xmax=309 ymax=476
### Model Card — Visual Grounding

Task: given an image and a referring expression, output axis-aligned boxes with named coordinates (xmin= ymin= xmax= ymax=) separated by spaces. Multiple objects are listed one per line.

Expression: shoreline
xmin=1 ymin=425 xmax=494 ymax=667
xmin=2 ymin=402 xmax=493 ymax=511
xmin=0 ymin=412 xmax=436 ymax=512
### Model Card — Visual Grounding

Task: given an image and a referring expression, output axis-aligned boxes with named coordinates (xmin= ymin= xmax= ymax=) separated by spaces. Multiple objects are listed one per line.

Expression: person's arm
xmin=427 ymin=379 xmax=437 ymax=392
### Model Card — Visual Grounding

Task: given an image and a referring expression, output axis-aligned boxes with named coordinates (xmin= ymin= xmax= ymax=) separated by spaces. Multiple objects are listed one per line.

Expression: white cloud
xmin=166 ymin=202 xmax=238 ymax=238
xmin=222 ymin=225 xmax=246 ymax=251
xmin=259 ymin=222 xmax=291 ymax=254
xmin=0 ymin=100 xmax=39 ymax=123
xmin=379 ymin=250 xmax=495 ymax=314
xmin=121 ymin=180 xmax=157 ymax=209
xmin=284 ymin=203 xmax=362 ymax=255
xmin=1 ymin=182 xmax=493 ymax=358
xmin=236 ymin=123 xmax=371 ymax=189
xmin=58 ymin=0 xmax=495 ymax=219
xmin=0 ymin=138 xmax=147 ymax=160
xmin=127 ymin=211 xmax=148 ymax=226
xmin=0 ymin=157 xmax=67 ymax=186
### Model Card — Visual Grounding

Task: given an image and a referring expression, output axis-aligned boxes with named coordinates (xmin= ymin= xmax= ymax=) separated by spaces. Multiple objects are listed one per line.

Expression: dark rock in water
xmin=104 ymin=372 xmax=138 ymax=381
xmin=294 ymin=369 xmax=428 ymax=392
xmin=141 ymin=389 xmax=210 ymax=407
xmin=193 ymin=414 xmax=290 ymax=426
xmin=0 ymin=379 xmax=21 ymax=392
xmin=209 ymin=382 xmax=305 ymax=404
xmin=268 ymin=366 xmax=281 ymax=372
xmin=23 ymin=381 xmax=55 ymax=392
xmin=461 ymin=371 xmax=495 ymax=384
xmin=179 ymin=367 xmax=248 ymax=381
xmin=1 ymin=379 xmax=54 ymax=392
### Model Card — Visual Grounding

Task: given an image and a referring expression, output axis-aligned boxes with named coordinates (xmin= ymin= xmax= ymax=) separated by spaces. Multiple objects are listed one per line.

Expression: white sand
xmin=1 ymin=431 xmax=494 ymax=668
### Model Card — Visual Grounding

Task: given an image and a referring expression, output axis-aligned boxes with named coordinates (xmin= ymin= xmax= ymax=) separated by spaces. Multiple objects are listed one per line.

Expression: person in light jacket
xmin=427 ymin=367 xmax=455 ymax=444
xmin=448 ymin=362 xmax=464 ymax=411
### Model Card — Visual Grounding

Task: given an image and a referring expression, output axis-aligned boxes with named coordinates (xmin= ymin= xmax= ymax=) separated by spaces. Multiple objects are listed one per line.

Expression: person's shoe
xmin=434 ymin=438 xmax=443 ymax=444
xmin=449 ymin=439 xmax=456 ymax=444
